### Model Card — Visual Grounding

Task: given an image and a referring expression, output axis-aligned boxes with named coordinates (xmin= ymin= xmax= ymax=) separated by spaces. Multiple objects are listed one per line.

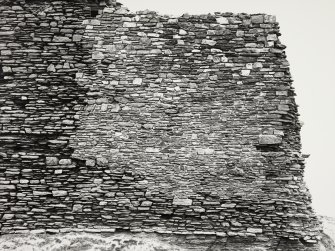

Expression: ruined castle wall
xmin=0 ymin=1 xmax=321 ymax=250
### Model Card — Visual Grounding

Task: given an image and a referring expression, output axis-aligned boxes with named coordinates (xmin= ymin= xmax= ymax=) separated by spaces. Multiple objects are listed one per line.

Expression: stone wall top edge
xmin=1 ymin=0 xmax=278 ymax=23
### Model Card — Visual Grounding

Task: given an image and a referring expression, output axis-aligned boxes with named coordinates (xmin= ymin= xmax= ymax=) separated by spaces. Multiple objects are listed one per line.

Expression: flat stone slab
xmin=258 ymin=135 xmax=282 ymax=145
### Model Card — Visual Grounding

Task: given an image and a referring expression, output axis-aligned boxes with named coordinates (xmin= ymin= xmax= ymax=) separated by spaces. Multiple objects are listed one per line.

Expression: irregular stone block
xmin=258 ymin=135 xmax=282 ymax=145
xmin=173 ymin=198 xmax=193 ymax=206
xmin=53 ymin=36 xmax=72 ymax=42
xmin=92 ymin=51 xmax=104 ymax=60
xmin=216 ymin=17 xmax=229 ymax=24
xmin=202 ymin=39 xmax=217 ymax=46
xmin=251 ymin=15 xmax=264 ymax=24
xmin=12 ymin=6 xmax=23 ymax=10
xmin=47 ymin=64 xmax=56 ymax=72
xmin=2 ymin=66 xmax=12 ymax=72
xmin=267 ymin=34 xmax=278 ymax=41
xmin=145 ymin=147 xmax=160 ymax=153
xmin=221 ymin=203 xmax=237 ymax=208
xmin=52 ymin=190 xmax=68 ymax=197
xmin=33 ymin=191 xmax=51 ymax=196
xmin=141 ymin=201 xmax=153 ymax=207
xmin=46 ymin=157 xmax=58 ymax=165
xmin=247 ymin=228 xmax=263 ymax=233
xmin=72 ymin=204 xmax=83 ymax=212
xmin=278 ymin=104 xmax=290 ymax=111
xmin=241 ymin=69 xmax=250 ymax=76
xmin=73 ymin=35 xmax=83 ymax=42
xmin=197 ymin=148 xmax=215 ymax=155
xmin=97 ymin=157 xmax=108 ymax=166
xmin=123 ymin=22 xmax=137 ymax=28
xmin=133 ymin=78 xmax=142 ymax=85
xmin=59 ymin=159 xmax=72 ymax=165
xmin=0 ymin=185 xmax=15 ymax=190
xmin=110 ymin=104 xmax=120 ymax=112
xmin=2 ymin=214 xmax=14 ymax=220
xmin=86 ymin=159 xmax=96 ymax=167
xmin=0 ymin=31 xmax=14 ymax=36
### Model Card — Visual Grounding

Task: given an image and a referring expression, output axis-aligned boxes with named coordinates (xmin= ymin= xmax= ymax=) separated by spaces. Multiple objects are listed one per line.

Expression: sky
xmin=119 ymin=0 xmax=335 ymax=217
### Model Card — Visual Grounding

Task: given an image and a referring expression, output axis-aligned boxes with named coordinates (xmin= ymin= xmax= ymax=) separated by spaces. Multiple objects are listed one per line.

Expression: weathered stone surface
xmin=47 ymin=64 xmax=56 ymax=72
xmin=52 ymin=190 xmax=68 ymax=197
xmin=0 ymin=1 xmax=321 ymax=250
xmin=86 ymin=159 xmax=96 ymax=167
xmin=133 ymin=78 xmax=142 ymax=85
xmin=53 ymin=36 xmax=71 ymax=42
xmin=216 ymin=17 xmax=229 ymax=24
xmin=2 ymin=214 xmax=14 ymax=220
xmin=33 ymin=191 xmax=51 ymax=196
xmin=92 ymin=51 xmax=104 ymax=60
xmin=251 ymin=15 xmax=264 ymax=24
xmin=97 ymin=157 xmax=108 ymax=166
xmin=173 ymin=198 xmax=193 ymax=206
xmin=247 ymin=228 xmax=263 ymax=234
xmin=72 ymin=204 xmax=83 ymax=212
xmin=46 ymin=157 xmax=58 ymax=165
xmin=259 ymin=135 xmax=282 ymax=145
xmin=59 ymin=159 xmax=71 ymax=165
xmin=0 ymin=185 xmax=15 ymax=190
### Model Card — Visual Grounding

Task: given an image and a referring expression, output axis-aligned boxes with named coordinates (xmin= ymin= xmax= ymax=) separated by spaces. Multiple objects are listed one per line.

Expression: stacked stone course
xmin=0 ymin=0 xmax=322 ymax=250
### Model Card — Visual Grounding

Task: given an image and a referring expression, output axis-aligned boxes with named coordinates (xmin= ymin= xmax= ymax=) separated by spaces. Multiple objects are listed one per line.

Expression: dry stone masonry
xmin=0 ymin=0 xmax=322 ymax=250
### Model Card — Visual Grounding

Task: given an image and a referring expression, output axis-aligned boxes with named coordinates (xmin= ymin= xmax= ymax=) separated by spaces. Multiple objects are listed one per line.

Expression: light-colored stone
xmin=251 ymin=15 xmax=264 ymax=24
xmin=47 ymin=64 xmax=55 ymax=72
xmin=72 ymin=35 xmax=82 ymax=42
xmin=52 ymin=190 xmax=68 ymax=197
xmin=197 ymin=148 xmax=215 ymax=155
xmin=258 ymin=135 xmax=282 ymax=145
xmin=241 ymin=69 xmax=250 ymax=76
xmin=92 ymin=51 xmax=104 ymax=60
xmin=216 ymin=17 xmax=229 ymax=24
xmin=33 ymin=191 xmax=51 ymax=196
xmin=91 ymin=19 xmax=101 ymax=25
xmin=72 ymin=204 xmax=83 ymax=212
xmin=141 ymin=201 xmax=153 ymax=207
xmin=2 ymin=214 xmax=14 ymax=220
xmin=1 ymin=50 xmax=11 ymax=56
xmin=133 ymin=78 xmax=143 ymax=85
xmin=0 ymin=185 xmax=15 ymax=190
xmin=111 ymin=104 xmax=120 ymax=112
xmin=2 ymin=66 xmax=12 ymax=72
xmin=221 ymin=203 xmax=236 ymax=208
xmin=173 ymin=198 xmax=193 ymax=206
xmin=267 ymin=34 xmax=278 ymax=41
xmin=145 ymin=147 xmax=160 ymax=153
xmin=123 ymin=22 xmax=137 ymax=28
xmin=278 ymin=104 xmax=290 ymax=111
xmin=46 ymin=157 xmax=58 ymax=165
xmin=53 ymin=36 xmax=71 ymax=42
xmin=59 ymin=159 xmax=72 ymax=165
xmin=276 ymin=91 xmax=288 ymax=96
xmin=179 ymin=29 xmax=187 ymax=35
xmin=97 ymin=157 xmax=108 ymax=166
xmin=86 ymin=159 xmax=96 ymax=167
xmin=103 ymin=7 xmax=114 ymax=13
xmin=202 ymin=39 xmax=217 ymax=46
xmin=0 ymin=31 xmax=14 ymax=36
xmin=247 ymin=228 xmax=263 ymax=234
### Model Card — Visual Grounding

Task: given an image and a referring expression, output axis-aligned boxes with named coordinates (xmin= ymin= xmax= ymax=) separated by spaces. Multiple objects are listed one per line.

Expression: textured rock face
xmin=0 ymin=0 xmax=321 ymax=250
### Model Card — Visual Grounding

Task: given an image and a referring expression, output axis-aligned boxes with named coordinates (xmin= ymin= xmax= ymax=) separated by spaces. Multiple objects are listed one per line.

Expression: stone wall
xmin=0 ymin=0 xmax=322 ymax=250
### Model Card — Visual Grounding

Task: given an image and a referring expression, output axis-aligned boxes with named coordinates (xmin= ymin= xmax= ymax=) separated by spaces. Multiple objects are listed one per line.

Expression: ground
xmin=0 ymin=216 xmax=334 ymax=250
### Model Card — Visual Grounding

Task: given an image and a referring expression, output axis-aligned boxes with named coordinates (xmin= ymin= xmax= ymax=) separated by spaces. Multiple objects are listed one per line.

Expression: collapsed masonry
xmin=0 ymin=0 xmax=322 ymax=250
